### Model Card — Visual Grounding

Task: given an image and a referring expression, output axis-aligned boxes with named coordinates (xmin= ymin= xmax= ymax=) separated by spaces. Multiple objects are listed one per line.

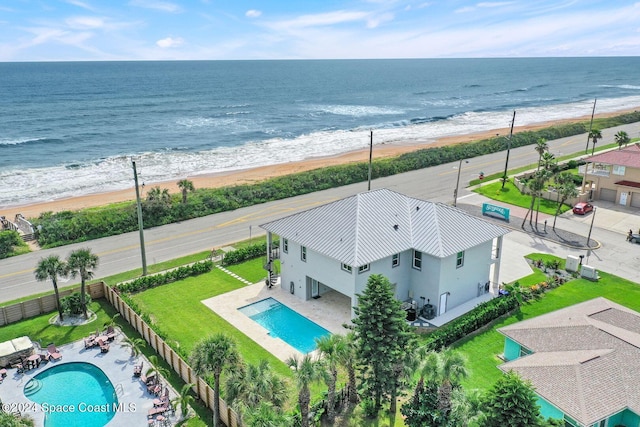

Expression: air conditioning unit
xmin=580 ymin=265 xmax=599 ymax=281
xmin=565 ymin=255 xmax=580 ymax=272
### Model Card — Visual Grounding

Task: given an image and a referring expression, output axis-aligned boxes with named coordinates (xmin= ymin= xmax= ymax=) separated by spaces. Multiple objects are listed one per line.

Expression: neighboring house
xmin=581 ymin=143 xmax=640 ymax=207
xmin=259 ymin=188 xmax=509 ymax=320
xmin=498 ymin=297 xmax=640 ymax=427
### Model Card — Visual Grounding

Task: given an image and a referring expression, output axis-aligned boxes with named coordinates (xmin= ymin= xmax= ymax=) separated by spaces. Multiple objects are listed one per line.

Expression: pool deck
xmin=203 ymin=280 xmax=353 ymax=361
xmin=0 ymin=331 xmax=178 ymax=427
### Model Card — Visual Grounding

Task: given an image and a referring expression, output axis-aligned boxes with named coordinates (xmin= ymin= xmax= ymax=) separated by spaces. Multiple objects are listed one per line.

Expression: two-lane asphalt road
xmin=2 ymin=122 xmax=639 ymax=302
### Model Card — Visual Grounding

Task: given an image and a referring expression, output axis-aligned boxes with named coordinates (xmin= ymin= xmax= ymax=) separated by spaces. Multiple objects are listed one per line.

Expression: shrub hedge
xmin=116 ymin=261 xmax=213 ymax=294
xmin=221 ymin=242 xmax=269 ymax=266
xmin=31 ymin=111 xmax=640 ymax=248
xmin=422 ymin=294 xmax=519 ymax=351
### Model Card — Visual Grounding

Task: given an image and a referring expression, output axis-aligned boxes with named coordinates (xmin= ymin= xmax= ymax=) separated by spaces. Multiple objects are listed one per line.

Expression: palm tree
xmin=534 ymin=138 xmax=548 ymax=170
xmin=337 ymin=331 xmax=359 ymax=406
xmin=171 ymin=383 xmax=195 ymax=420
xmin=34 ymin=255 xmax=67 ymax=321
xmin=190 ymin=334 xmax=240 ymax=427
xmin=521 ymin=170 xmax=547 ymax=228
xmin=286 ymin=353 xmax=323 ymax=427
xmin=534 ymin=151 xmax=557 ymax=225
xmin=316 ymin=334 xmax=346 ymax=424
xmin=120 ymin=337 xmax=146 ymax=358
xmin=418 ymin=348 xmax=468 ymax=420
xmin=552 ymin=172 xmax=579 ymax=230
xmin=244 ymin=401 xmax=291 ymax=427
xmin=177 ymin=179 xmax=195 ymax=204
xmin=66 ymin=248 xmax=99 ymax=319
xmin=589 ymin=128 xmax=602 ymax=155
xmin=225 ymin=359 xmax=288 ymax=423
xmin=146 ymin=355 xmax=170 ymax=380
xmin=615 ymin=130 xmax=630 ymax=150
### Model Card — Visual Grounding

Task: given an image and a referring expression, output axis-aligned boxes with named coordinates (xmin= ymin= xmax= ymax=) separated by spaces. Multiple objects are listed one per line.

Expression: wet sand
xmin=3 ymin=107 xmax=638 ymax=220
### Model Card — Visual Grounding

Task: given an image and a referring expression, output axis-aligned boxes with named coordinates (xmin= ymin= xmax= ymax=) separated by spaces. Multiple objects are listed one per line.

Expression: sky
xmin=1 ymin=0 xmax=639 ymax=61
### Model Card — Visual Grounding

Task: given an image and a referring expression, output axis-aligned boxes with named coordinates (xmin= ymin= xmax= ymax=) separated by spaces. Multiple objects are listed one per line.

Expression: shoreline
xmin=3 ymin=106 xmax=638 ymax=220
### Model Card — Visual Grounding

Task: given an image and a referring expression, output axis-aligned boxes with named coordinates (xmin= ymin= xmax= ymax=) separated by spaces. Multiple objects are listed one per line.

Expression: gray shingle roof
xmin=260 ymin=188 xmax=509 ymax=266
xmin=498 ymin=298 xmax=640 ymax=425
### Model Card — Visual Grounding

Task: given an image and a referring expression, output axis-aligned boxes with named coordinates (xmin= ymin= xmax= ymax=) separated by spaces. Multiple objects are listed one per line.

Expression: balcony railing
xmin=578 ymin=164 xmax=610 ymax=177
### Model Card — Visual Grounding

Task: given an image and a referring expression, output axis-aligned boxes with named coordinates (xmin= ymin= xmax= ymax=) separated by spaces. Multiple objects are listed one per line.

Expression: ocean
xmin=1 ymin=57 xmax=640 ymax=208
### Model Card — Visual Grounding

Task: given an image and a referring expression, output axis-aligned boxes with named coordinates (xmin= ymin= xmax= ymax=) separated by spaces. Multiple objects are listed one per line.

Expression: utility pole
xmin=132 ymin=160 xmax=148 ymax=276
xmin=453 ymin=159 xmax=468 ymax=207
xmin=585 ymin=98 xmax=597 ymax=154
xmin=501 ymin=110 xmax=516 ymax=189
xmin=586 ymin=207 xmax=597 ymax=248
xmin=367 ymin=130 xmax=373 ymax=191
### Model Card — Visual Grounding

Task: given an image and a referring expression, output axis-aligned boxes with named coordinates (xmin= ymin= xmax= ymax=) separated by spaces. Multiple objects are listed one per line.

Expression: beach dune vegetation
xmin=30 ymin=111 xmax=640 ymax=248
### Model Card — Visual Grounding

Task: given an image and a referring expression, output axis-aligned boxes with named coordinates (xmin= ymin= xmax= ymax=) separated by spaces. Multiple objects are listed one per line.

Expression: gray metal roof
xmin=260 ymin=188 xmax=509 ymax=266
xmin=498 ymin=298 xmax=640 ymax=426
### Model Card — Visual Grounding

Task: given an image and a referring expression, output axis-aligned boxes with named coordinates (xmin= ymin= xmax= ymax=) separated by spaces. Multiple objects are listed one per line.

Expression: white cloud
xmin=477 ymin=2 xmax=514 ymax=7
xmin=246 ymin=9 xmax=262 ymax=18
xmin=266 ymin=10 xmax=370 ymax=30
xmin=366 ymin=13 xmax=394 ymax=29
xmin=66 ymin=16 xmax=105 ymax=30
xmin=156 ymin=36 xmax=184 ymax=48
xmin=129 ymin=0 xmax=182 ymax=13
xmin=65 ymin=0 xmax=95 ymax=11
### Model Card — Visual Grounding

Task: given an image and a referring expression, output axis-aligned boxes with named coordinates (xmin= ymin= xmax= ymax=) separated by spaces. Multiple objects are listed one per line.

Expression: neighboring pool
xmin=239 ymin=298 xmax=331 ymax=353
xmin=24 ymin=362 xmax=118 ymax=427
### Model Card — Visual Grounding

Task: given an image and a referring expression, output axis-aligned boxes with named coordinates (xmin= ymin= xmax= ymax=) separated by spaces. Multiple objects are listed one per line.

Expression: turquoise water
xmin=24 ymin=362 xmax=118 ymax=427
xmin=239 ymin=298 xmax=331 ymax=353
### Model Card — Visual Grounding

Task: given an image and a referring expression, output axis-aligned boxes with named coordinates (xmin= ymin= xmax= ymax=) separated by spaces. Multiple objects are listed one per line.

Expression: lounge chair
xmin=133 ymin=362 xmax=143 ymax=377
xmin=105 ymin=325 xmax=117 ymax=341
xmin=97 ymin=338 xmax=110 ymax=353
xmin=147 ymin=403 xmax=169 ymax=418
xmin=84 ymin=337 xmax=96 ymax=349
xmin=46 ymin=344 xmax=62 ymax=361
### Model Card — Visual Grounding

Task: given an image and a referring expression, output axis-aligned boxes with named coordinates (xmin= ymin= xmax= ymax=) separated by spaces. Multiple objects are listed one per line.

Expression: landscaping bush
xmin=0 ymin=230 xmax=25 ymax=259
xmin=116 ymin=260 xmax=214 ymax=294
xmin=422 ymin=294 xmax=519 ymax=351
xmin=61 ymin=292 xmax=92 ymax=315
xmin=221 ymin=242 xmax=272 ymax=266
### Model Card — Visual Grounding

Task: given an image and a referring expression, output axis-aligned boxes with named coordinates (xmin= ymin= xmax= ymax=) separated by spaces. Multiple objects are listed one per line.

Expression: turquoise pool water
xmin=239 ymin=298 xmax=331 ymax=353
xmin=24 ymin=362 xmax=118 ymax=427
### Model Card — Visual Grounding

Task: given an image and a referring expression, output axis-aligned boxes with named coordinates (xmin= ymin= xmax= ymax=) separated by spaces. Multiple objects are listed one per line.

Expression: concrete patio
xmin=0 ymin=331 xmax=178 ymax=427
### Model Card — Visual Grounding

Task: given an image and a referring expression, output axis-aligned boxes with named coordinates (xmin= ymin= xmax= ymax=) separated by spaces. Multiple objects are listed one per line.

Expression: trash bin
xmin=406 ymin=308 xmax=416 ymax=321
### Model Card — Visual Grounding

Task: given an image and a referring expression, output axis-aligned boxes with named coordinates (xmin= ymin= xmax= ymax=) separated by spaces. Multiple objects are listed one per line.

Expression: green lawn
xmin=129 ymin=268 xmax=289 ymax=373
xmin=455 ymin=259 xmax=640 ymax=391
xmin=474 ymin=180 xmax=571 ymax=216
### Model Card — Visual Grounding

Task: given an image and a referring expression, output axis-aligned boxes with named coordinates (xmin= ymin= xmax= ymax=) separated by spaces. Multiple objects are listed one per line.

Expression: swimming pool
xmin=24 ymin=362 xmax=118 ymax=427
xmin=239 ymin=298 xmax=331 ymax=353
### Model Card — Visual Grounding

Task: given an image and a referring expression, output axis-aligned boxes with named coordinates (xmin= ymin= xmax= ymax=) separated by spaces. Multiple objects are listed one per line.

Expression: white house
xmin=260 ymin=189 xmax=509 ymax=320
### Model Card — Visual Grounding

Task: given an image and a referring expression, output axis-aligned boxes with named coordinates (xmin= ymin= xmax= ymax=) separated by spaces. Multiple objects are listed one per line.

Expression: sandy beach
xmin=3 ymin=107 xmax=638 ymax=221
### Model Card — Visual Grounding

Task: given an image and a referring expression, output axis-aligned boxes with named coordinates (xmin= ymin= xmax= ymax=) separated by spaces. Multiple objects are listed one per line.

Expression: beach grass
xmin=454 ymin=256 xmax=640 ymax=391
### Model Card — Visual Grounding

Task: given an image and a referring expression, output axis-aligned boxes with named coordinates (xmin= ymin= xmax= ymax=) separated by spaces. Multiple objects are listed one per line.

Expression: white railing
xmin=578 ymin=164 xmax=610 ymax=177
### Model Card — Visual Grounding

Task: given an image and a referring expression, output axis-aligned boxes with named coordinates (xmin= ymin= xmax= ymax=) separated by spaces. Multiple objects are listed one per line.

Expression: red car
xmin=572 ymin=202 xmax=594 ymax=215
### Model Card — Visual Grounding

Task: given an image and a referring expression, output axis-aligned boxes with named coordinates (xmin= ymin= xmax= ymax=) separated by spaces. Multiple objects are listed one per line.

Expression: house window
xmin=301 ymin=246 xmax=307 ymax=262
xmin=613 ymin=165 xmax=626 ymax=175
xmin=413 ymin=250 xmax=422 ymax=270
xmin=456 ymin=251 xmax=464 ymax=268
xmin=392 ymin=253 xmax=400 ymax=268
xmin=282 ymin=238 xmax=288 ymax=253
xmin=519 ymin=346 xmax=533 ymax=358
xmin=358 ymin=264 xmax=370 ymax=274
xmin=341 ymin=263 xmax=352 ymax=273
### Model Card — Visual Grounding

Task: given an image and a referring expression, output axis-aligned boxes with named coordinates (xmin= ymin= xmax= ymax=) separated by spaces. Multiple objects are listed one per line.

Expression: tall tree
xmin=521 ymin=170 xmax=548 ymax=229
xmin=190 ymin=334 xmax=240 ymax=427
xmin=552 ymin=172 xmax=579 ymax=230
xmin=534 ymin=138 xmax=549 ymax=171
xmin=588 ymin=128 xmax=602 ymax=155
xmin=177 ymin=179 xmax=195 ymax=204
xmin=225 ymin=359 xmax=288 ymax=423
xmin=316 ymin=334 xmax=346 ymax=424
xmin=337 ymin=331 xmax=359 ymax=406
xmin=353 ymin=274 xmax=414 ymax=416
xmin=535 ymin=152 xmax=557 ymax=225
xmin=66 ymin=248 xmax=99 ymax=319
xmin=615 ymin=130 xmax=630 ymax=150
xmin=481 ymin=371 xmax=544 ymax=427
xmin=34 ymin=255 xmax=67 ymax=321
xmin=286 ymin=353 xmax=323 ymax=427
